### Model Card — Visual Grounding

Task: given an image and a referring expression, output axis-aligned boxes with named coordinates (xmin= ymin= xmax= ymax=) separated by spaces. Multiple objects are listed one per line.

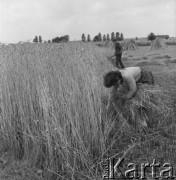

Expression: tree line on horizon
xmin=33 ymin=35 xmax=70 ymax=43
xmin=33 ymin=32 xmax=124 ymax=44
xmin=81 ymin=32 xmax=124 ymax=42
xmin=32 ymin=32 xmax=169 ymax=43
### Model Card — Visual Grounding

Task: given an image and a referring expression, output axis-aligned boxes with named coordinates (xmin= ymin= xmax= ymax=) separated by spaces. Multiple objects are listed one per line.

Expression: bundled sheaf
xmin=123 ymin=39 xmax=138 ymax=51
xmin=112 ymin=84 xmax=173 ymax=130
xmin=150 ymin=38 xmax=166 ymax=50
xmin=128 ymin=84 xmax=172 ymax=113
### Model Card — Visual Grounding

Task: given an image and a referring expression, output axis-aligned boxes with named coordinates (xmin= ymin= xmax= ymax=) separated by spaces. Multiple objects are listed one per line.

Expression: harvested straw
xmin=123 ymin=39 xmax=138 ymax=51
xmin=150 ymin=38 xmax=166 ymax=50
xmin=112 ymin=84 xmax=173 ymax=131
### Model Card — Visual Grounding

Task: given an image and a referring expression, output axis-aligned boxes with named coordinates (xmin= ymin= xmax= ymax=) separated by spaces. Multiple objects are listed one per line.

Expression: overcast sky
xmin=0 ymin=0 xmax=175 ymax=43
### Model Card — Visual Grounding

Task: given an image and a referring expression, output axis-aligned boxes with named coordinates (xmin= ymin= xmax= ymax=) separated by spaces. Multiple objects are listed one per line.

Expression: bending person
xmin=103 ymin=67 xmax=154 ymax=108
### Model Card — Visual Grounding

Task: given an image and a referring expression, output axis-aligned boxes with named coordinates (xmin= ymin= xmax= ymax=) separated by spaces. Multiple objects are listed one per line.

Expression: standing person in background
xmin=114 ymin=41 xmax=125 ymax=69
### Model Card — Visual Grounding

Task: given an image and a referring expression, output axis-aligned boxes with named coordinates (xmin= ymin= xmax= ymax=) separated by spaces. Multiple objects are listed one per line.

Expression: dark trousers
xmin=138 ymin=69 xmax=155 ymax=85
xmin=116 ymin=54 xmax=125 ymax=69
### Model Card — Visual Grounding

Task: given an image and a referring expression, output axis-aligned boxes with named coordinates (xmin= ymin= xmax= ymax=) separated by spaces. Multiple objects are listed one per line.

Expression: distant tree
xmin=63 ymin=35 xmax=69 ymax=42
xmin=82 ymin=33 xmax=86 ymax=42
xmin=119 ymin=33 xmax=124 ymax=41
xmin=48 ymin=40 xmax=51 ymax=43
xmin=33 ymin=36 xmax=38 ymax=43
xmin=103 ymin=34 xmax=107 ymax=41
xmin=135 ymin=37 xmax=138 ymax=40
xmin=93 ymin=35 xmax=99 ymax=42
xmin=116 ymin=32 xmax=120 ymax=40
xmin=165 ymin=35 xmax=169 ymax=39
xmin=107 ymin=34 xmax=110 ymax=41
xmin=87 ymin=34 xmax=91 ymax=42
xmin=52 ymin=35 xmax=69 ymax=43
xmin=93 ymin=33 xmax=102 ymax=42
xmin=98 ymin=33 xmax=102 ymax=41
xmin=111 ymin=32 xmax=115 ymax=41
xmin=39 ymin=35 xmax=42 ymax=43
xmin=147 ymin=32 xmax=156 ymax=41
xmin=52 ymin=37 xmax=59 ymax=43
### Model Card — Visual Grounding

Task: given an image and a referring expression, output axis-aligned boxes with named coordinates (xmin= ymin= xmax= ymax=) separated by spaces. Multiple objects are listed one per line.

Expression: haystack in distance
xmin=150 ymin=38 xmax=166 ymax=50
xmin=123 ymin=39 xmax=138 ymax=51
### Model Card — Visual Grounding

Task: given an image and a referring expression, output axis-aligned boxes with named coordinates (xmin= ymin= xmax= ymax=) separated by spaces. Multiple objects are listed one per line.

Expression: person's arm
xmin=124 ymin=76 xmax=137 ymax=99
xmin=108 ymin=85 xmax=118 ymax=101
xmin=106 ymin=85 xmax=118 ymax=109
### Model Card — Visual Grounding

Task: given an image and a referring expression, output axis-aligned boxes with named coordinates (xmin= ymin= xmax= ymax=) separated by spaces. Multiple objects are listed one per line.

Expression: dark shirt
xmin=115 ymin=42 xmax=122 ymax=55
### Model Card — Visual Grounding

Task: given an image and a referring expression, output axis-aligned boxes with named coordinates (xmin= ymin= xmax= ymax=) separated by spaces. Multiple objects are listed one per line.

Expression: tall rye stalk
xmin=0 ymin=42 xmax=114 ymax=179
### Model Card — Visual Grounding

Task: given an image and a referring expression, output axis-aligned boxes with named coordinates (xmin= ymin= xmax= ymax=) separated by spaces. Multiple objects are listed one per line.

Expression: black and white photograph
xmin=0 ymin=0 xmax=176 ymax=179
